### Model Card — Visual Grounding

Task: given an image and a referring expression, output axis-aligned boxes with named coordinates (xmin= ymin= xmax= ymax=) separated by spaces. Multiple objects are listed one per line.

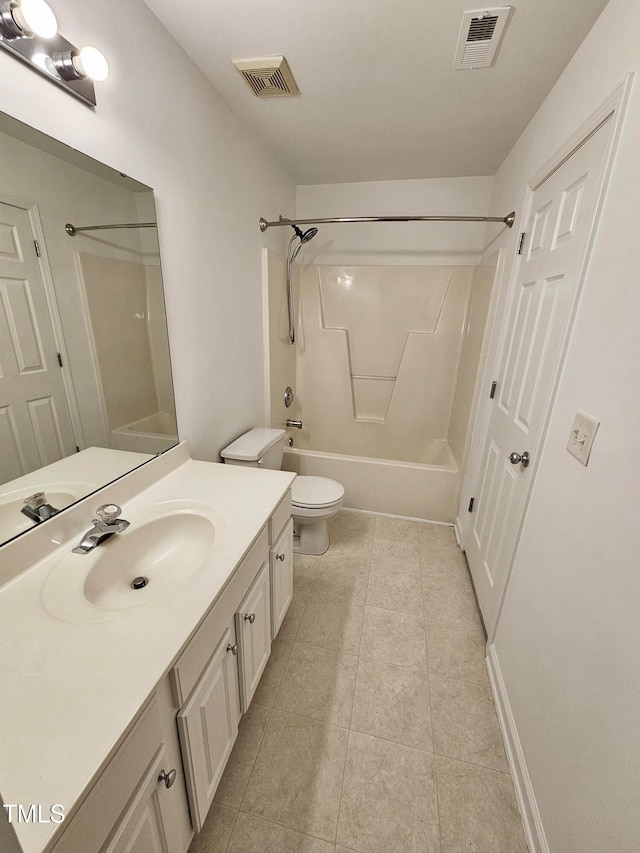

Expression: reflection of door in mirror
xmin=0 ymin=113 xmax=177 ymax=549
xmin=0 ymin=199 xmax=77 ymax=481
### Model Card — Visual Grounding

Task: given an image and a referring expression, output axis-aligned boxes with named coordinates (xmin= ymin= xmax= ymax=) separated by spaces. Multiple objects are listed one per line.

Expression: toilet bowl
xmin=220 ymin=428 xmax=344 ymax=555
xmin=290 ymin=475 xmax=344 ymax=555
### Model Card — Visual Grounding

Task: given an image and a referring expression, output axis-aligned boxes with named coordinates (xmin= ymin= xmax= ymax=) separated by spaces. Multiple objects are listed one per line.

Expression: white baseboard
xmin=486 ymin=644 xmax=549 ymax=853
xmin=453 ymin=516 xmax=463 ymax=549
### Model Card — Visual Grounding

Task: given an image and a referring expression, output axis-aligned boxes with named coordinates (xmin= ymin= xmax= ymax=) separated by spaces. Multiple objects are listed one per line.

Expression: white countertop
xmin=0 ymin=445 xmax=295 ymax=852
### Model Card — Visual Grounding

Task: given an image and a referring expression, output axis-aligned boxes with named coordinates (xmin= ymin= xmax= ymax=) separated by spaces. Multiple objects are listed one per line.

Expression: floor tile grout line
xmin=234 ymin=807 xmax=342 ymax=847
xmin=234 ymin=702 xmax=275 ymax=815
xmin=419 ymin=529 xmax=443 ymax=853
xmin=221 ymin=805 xmax=240 ymax=853
xmin=432 ymin=751 xmax=515 ymax=777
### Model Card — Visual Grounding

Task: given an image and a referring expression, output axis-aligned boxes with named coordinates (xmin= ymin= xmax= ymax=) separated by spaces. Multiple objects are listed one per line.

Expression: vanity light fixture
xmin=0 ymin=0 xmax=57 ymax=40
xmin=0 ymin=0 xmax=109 ymax=106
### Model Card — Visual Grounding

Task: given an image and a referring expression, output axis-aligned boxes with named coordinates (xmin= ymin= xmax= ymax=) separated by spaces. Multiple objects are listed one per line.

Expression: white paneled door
xmin=465 ymin=117 xmax=613 ymax=635
xmin=0 ymin=201 xmax=76 ymax=482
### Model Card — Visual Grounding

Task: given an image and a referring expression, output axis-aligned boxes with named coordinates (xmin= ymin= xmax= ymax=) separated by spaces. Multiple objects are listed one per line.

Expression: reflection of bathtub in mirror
xmin=110 ymin=411 xmax=178 ymax=454
xmin=0 ymin=447 xmax=153 ymax=544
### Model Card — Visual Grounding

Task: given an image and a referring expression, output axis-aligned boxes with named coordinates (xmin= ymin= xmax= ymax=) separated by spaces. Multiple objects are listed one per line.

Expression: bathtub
xmin=111 ymin=411 xmax=178 ymax=454
xmin=282 ymin=440 xmax=459 ymax=523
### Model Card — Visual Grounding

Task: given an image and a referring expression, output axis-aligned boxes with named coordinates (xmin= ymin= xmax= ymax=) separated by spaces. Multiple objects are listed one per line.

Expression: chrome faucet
xmin=72 ymin=504 xmax=130 ymax=554
xmin=21 ymin=492 xmax=60 ymax=524
xmin=286 ymin=419 xmax=303 ymax=429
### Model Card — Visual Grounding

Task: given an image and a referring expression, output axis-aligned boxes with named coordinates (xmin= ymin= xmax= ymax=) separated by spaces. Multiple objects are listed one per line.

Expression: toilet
xmin=221 ymin=428 xmax=344 ymax=555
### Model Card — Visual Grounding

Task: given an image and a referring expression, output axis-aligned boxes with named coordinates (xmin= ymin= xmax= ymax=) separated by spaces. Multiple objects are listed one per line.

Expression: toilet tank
xmin=220 ymin=428 xmax=285 ymax=469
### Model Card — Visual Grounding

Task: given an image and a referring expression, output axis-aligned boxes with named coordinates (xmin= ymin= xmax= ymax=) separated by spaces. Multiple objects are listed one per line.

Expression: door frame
xmin=0 ymin=191 xmax=84 ymax=451
xmin=459 ymin=74 xmax=633 ymax=643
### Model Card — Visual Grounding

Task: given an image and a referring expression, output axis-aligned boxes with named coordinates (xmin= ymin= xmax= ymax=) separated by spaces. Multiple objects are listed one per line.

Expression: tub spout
xmin=286 ymin=419 xmax=303 ymax=429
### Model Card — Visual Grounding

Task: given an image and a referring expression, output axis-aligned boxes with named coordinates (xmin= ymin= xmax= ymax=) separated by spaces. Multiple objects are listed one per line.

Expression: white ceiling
xmin=144 ymin=0 xmax=609 ymax=185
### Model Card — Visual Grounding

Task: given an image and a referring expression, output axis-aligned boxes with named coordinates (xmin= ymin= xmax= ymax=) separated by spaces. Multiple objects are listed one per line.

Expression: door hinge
xmin=468 ymin=497 xmax=475 ymax=512
xmin=56 ymin=352 xmax=63 ymax=367
xmin=34 ymin=239 xmax=41 ymax=257
xmin=489 ymin=380 xmax=497 ymax=399
xmin=517 ymin=232 xmax=526 ymax=255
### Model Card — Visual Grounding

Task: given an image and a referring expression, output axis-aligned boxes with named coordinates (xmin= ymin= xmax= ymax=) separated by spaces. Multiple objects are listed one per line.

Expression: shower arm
xmin=260 ymin=212 xmax=516 ymax=231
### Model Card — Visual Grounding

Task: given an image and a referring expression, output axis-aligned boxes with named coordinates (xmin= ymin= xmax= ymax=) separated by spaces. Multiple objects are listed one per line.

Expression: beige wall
xmin=459 ymin=0 xmax=640 ymax=849
xmin=0 ymin=0 xmax=295 ymax=462
xmin=296 ymin=177 xmax=494 ymax=266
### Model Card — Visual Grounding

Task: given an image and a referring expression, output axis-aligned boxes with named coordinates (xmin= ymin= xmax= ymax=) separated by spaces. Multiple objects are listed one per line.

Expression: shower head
xmin=291 ymin=224 xmax=318 ymax=244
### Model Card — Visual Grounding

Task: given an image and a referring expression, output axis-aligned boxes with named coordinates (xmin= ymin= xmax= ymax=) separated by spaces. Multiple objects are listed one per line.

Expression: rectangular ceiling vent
xmin=232 ymin=56 xmax=300 ymax=98
xmin=454 ymin=7 xmax=512 ymax=70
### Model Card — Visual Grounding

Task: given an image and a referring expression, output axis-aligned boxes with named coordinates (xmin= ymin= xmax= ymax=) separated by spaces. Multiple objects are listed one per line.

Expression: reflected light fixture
xmin=0 ymin=0 xmax=109 ymax=106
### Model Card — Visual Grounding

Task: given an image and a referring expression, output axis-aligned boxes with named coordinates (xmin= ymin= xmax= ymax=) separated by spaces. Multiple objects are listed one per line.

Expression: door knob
xmin=244 ymin=612 xmax=256 ymax=624
xmin=275 ymin=553 xmax=285 ymax=561
xmin=158 ymin=768 xmax=176 ymax=789
xmin=509 ymin=451 xmax=530 ymax=468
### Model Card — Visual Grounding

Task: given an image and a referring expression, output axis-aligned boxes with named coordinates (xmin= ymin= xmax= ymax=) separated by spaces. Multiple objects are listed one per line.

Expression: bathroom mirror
xmin=0 ymin=111 xmax=177 ymax=548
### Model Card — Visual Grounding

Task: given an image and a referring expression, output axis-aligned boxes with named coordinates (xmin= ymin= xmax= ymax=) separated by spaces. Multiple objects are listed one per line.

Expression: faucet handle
xmin=95 ymin=504 xmax=123 ymax=524
xmin=23 ymin=492 xmax=46 ymax=510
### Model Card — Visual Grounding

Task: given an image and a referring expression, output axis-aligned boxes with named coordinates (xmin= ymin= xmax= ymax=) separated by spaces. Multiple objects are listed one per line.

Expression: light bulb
xmin=13 ymin=0 xmax=57 ymax=39
xmin=73 ymin=45 xmax=108 ymax=81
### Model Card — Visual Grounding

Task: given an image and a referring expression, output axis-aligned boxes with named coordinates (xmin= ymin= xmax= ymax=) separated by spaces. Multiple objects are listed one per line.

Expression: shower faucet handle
xmin=286 ymin=419 xmax=303 ymax=430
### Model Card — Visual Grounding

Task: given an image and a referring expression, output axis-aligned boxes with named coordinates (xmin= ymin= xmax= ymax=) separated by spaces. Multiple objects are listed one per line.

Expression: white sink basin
xmin=0 ymin=483 xmax=94 ymax=541
xmin=43 ymin=500 xmax=217 ymax=623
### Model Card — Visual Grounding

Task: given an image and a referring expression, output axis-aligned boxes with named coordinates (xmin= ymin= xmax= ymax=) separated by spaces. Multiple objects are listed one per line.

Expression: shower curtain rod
xmin=65 ymin=222 xmax=157 ymax=237
xmin=259 ymin=211 xmax=516 ymax=231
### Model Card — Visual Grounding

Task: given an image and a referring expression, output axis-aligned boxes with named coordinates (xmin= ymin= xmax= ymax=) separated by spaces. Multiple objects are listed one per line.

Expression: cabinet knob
xmin=244 ymin=612 xmax=256 ymax=624
xmin=158 ymin=768 xmax=176 ymax=789
xmin=227 ymin=642 xmax=238 ymax=656
xmin=275 ymin=553 xmax=285 ymax=562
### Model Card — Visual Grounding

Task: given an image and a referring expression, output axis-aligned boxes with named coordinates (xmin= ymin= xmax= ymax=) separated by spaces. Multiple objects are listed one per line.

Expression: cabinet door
xmin=236 ymin=561 xmax=271 ymax=712
xmin=177 ymin=624 xmax=241 ymax=832
xmin=102 ymin=747 xmax=182 ymax=853
xmin=270 ymin=518 xmax=293 ymax=639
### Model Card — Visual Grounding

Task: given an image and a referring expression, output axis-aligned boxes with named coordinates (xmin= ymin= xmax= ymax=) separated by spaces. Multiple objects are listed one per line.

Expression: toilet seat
xmin=292 ymin=476 xmax=344 ymax=510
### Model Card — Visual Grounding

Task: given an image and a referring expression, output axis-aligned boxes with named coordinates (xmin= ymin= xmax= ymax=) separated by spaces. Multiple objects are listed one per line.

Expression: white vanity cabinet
xmin=236 ymin=560 xmax=271 ymax=712
xmin=38 ymin=482 xmax=295 ymax=853
xmin=176 ymin=621 xmax=240 ymax=832
xmin=51 ymin=682 xmax=191 ymax=853
xmin=171 ymin=526 xmax=271 ymax=833
xmin=270 ymin=517 xmax=294 ymax=638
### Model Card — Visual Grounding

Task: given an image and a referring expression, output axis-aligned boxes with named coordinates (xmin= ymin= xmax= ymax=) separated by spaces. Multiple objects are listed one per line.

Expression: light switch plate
xmin=567 ymin=410 xmax=600 ymax=465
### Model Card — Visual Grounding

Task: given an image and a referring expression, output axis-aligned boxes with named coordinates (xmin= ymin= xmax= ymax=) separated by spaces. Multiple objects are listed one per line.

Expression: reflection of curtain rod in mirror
xmin=65 ymin=222 xmax=157 ymax=236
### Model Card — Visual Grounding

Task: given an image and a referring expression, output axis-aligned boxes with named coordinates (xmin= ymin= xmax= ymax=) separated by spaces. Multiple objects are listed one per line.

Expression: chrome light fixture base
xmin=0 ymin=29 xmax=97 ymax=106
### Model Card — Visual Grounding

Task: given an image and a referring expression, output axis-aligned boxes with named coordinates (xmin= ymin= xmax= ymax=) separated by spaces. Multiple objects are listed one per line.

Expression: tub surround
xmin=0 ymin=442 xmax=295 ymax=853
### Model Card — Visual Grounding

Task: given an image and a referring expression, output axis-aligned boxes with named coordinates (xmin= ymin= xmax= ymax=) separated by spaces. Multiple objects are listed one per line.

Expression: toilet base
xmin=293 ymin=518 xmax=330 ymax=556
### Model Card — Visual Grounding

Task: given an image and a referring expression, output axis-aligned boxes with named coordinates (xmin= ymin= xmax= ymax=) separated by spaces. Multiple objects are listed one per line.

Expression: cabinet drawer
xmin=52 ymin=697 xmax=164 ymax=853
xmin=269 ymin=490 xmax=292 ymax=544
xmin=171 ymin=527 xmax=268 ymax=706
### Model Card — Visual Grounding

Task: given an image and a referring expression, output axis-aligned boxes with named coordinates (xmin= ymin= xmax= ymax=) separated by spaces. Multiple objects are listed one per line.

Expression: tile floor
xmin=189 ymin=510 xmax=528 ymax=853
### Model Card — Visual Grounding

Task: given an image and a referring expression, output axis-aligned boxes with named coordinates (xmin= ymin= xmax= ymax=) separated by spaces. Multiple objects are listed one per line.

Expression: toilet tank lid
xmin=221 ymin=427 xmax=285 ymax=461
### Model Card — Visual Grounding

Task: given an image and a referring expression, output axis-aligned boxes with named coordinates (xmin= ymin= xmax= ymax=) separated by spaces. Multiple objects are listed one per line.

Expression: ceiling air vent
xmin=232 ymin=56 xmax=299 ymax=98
xmin=454 ymin=7 xmax=512 ymax=70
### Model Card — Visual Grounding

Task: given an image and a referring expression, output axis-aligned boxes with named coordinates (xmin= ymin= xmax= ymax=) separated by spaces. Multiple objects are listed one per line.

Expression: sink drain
xmin=131 ymin=576 xmax=149 ymax=590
